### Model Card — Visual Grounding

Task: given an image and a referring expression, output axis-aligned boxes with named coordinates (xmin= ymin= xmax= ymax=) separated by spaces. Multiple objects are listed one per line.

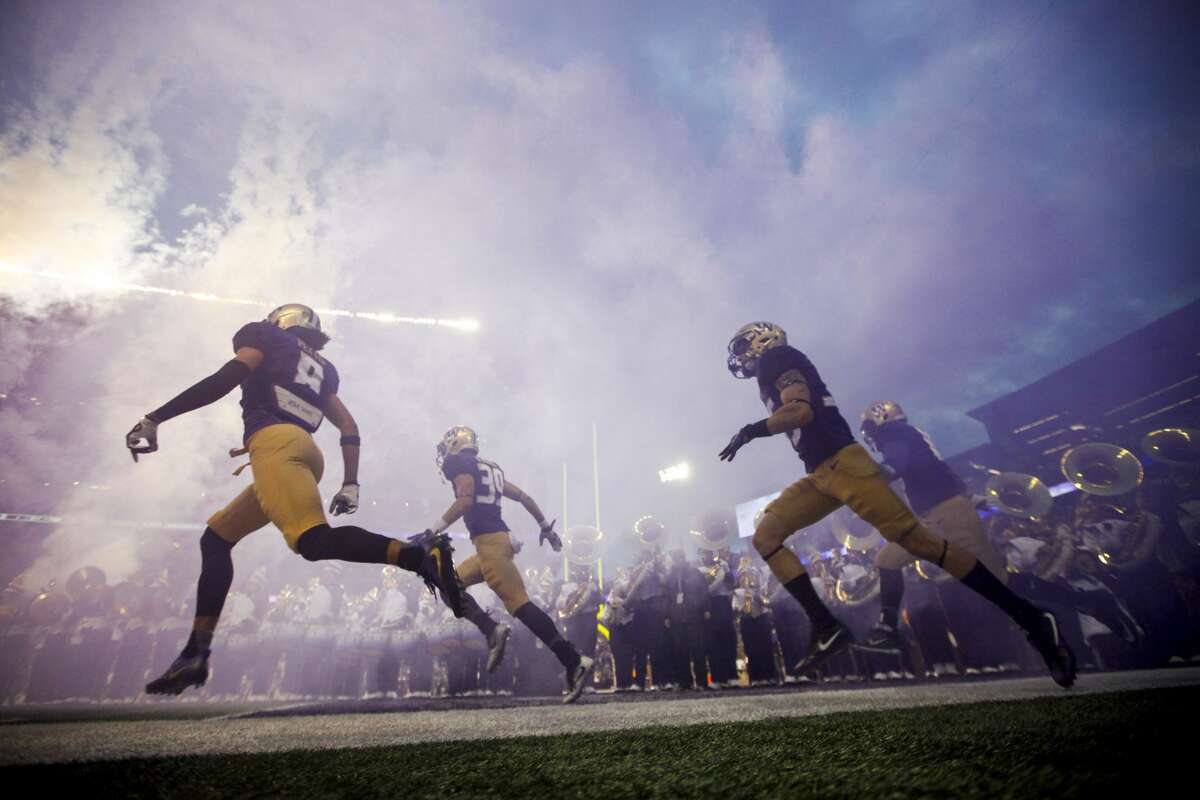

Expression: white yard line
xmin=1 ymin=668 xmax=1196 ymax=766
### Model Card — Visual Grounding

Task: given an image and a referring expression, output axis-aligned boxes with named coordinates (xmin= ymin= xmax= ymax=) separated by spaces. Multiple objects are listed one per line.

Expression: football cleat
xmin=856 ymin=622 xmax=905 ymax=654
xmin=411 ymin=531 xmax=466 ymax=618
xmin=145 ymin=651 xmax=210 ymax=695
xmin=794 ymin=621 xmax=853 ymax=676
xmin=486 ymin=623 xmax=511 ymax=673
xmin=1026 ymin=610 xmax=1077 ymax=688
xmin=563 ymin=655 xmax=595 ymax=704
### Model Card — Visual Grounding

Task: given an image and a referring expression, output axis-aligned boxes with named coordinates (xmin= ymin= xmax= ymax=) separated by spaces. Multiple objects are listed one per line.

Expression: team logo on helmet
xmin=726 ymin=321 xmax=787 ymax=379
xmin=436 ymin=425 xmax=479 ymax=470
xmin=267 ymin=303 xmax=330 ymax=349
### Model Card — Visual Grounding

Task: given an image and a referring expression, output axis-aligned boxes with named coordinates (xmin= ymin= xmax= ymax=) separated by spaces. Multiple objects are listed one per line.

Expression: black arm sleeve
xmin=146 ymin=359 xmax=252 ymax=423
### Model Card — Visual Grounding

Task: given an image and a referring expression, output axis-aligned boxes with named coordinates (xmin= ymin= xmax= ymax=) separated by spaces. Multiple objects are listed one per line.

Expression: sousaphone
xmin=564 ymin=526 xmax=604 ymax=566
xmin=1060 ymin=442 xmax=1144 ymax=497
xmin=692 ymin=510 xmax=736 ymax=552
xmin=985 ymin=472 xmax=1053 ymax=519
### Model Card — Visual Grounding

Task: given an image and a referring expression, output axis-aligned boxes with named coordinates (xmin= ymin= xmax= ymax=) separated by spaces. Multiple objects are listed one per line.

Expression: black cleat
xmin=1027 ymin=610 xmax=1077 ymax=688
xmin=145 ymin=651 xmax=209 ymax=695
xmin=563 ymin=655 xmax=595 ymax=704
xmin=412 ymin=532 xmax=466 ymax=618
xmin=794 ymin=621 xmax=853 ymax=676
xmin=486 ymin=623 xmax=511 ymax=673
xmin=856 ymin=623 xmax=905 ymax=654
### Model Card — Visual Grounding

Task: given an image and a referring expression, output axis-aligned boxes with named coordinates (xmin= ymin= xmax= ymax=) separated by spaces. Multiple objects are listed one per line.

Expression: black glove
xmin=718 ymin=420 xmax=770 ymax=462
xmin=539 ymin=519 xmax=562 ymax=552
xmin=126 ymin=417 xmax=159 ymax=462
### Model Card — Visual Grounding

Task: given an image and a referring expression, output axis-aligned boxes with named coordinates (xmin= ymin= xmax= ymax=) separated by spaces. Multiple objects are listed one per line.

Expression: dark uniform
xmin=207 ymin=321 xmax=342 ymax=552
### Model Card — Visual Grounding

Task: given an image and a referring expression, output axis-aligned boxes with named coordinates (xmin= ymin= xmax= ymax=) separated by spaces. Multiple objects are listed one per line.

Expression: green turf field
xmin=6 ymin=686 xmax=1190 ymax=798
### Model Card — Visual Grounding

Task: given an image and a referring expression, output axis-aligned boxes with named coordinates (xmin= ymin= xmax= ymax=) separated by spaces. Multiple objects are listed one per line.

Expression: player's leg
xmin=859 ymin=542 xmax=914 ymax=653
xmin=455 ymin=551 xmax=510 ymax=672
xmin=830 ymin=444 xmax=1076 ymax=686
xmin=753 ymin=476 xmax=850 ymax=671
xmin=252 ymin=425 xmax=464 ymax=614
xmin=476 ymin=532 xmax=593 ymax=702
xmin=146 ymin=488 xmax=269 ymax=695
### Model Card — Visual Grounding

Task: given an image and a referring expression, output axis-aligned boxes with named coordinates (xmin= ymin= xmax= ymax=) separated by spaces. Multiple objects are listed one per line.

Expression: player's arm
xmin=323 ymin=393 xmax=361 ymax=515
xmin=718 ymin=369 xmax=812 ymax=462
xmin=126 ymin=347 xmax=263 ymax=461
xmin=503 ymin=481 xmax=561 ymax=550
xmin=428 ymin=474 xmax=476 ymax=535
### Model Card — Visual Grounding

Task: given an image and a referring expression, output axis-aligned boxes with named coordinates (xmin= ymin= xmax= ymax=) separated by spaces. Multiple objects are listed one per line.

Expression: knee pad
xmin=296 ymin=523 xmax=336 ymax=562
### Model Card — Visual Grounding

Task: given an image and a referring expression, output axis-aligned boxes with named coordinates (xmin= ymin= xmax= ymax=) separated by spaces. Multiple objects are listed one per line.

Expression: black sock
xmin=462 ymin=593 xmax=497 ymax=637
xmin=297 ymin=523 xmax=391 ymax=564
xmin=783 ymin=575 xmax=837 ymax=630
xmin=181 ymin=629 xmax=213 ymax=658
xmin=515 ymin=602 xmax=579 ymax=670
xmin=195 ymin=527 xmax=234 ymax=619
xmin=879 ymin=568 xmax=904 ymax=628
xmin=959 ymin=561 xmax=1041 ymax=631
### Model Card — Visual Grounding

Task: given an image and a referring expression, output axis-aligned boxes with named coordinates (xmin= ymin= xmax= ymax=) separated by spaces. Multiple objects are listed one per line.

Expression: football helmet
xmin=860 ymin=400 xmax=906 ymax=447
xmin=726 ymin=322 xmax=786 ymax=378
xmin=267 ymin=303 xmax=329 ymax=348
xmin=436 ymin=425 xmax=479 ymax=470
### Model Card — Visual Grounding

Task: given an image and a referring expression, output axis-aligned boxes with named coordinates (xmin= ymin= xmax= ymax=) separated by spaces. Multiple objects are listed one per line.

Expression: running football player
xmin=429 ymin=426 xmax=595 ymax=703
xmin=718 ymin=322 xmax=1076 ymax=687
xmin=126 ymin=303 xmax=464 ymax=695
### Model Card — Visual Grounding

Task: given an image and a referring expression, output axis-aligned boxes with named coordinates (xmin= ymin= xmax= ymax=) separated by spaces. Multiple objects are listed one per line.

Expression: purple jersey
xmin=441 ymin=451 xmax=510 ymax=538
xmin=232 ymin=321 xmax=340 ymax=443
xmin=756 ymin=345 xmax=856 ymax=472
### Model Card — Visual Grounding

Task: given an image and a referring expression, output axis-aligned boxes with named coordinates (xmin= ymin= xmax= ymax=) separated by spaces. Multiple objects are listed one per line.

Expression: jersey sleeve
xmin=321 ymin=359 xmax=340 ymax=397
xmin=757 ymin=346 xmax=812 ymax=392
xmin=232 ymin=321 xmax=273 ymax=353
xmin=878 ymin=439 xmax=912 ymax=473
xmin=441 ymin=452 xmax=475 ymax=482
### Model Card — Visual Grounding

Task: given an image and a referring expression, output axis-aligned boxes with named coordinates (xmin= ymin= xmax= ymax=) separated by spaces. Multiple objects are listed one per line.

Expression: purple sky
xmin=1 ymin=0 xmax=1197 ymax=582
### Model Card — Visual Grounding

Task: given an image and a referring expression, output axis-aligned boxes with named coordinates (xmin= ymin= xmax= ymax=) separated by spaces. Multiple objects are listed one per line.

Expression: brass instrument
xmin=830 ymin=506 xmax=883 ymax=551
xmin=985 ymin=472 xmax=1053 ymax=519
xmin=735 ymin=557 xmax=763 ymax=616
xmin=1061 ymin=443 xmax=1144 ymax=497
xmin=1075 ymin=495 xmax=1154 ymax=571
xmin=564 ymin=526 xmax=604 ymax=566
xmin=693 ymin=510 xmax=737 ymax=552
xmin=634 ymin=516 xmax=666 ymax=549
xmin=558 ymin=577 xmax=592 ymax=620
xmin=1140 ymin=428 xmax=1200 ymax=468
xmin=914 ymin=560 xmax=955 ymax=584
xmin=832 ymin=553 xmax=881 ymax=606
xmin=612 ymin=554 xmax=661 ymax=625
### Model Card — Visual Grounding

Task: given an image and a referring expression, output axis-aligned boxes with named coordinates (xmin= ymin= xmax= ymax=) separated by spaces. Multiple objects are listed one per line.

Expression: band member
xmin=604 ymin=567 xmax=637 ymax=690
xmin=628 ymin=548 xmax=674 ymax=689
xmin=432 ymin=426 xmax=594 ymax=703
xmin=702 ymin=548 xmax=739 ymax=687
xmin=857 ymin=401 xmax=1009 ymax=656
xmin=766 ymin=569 xmax=809 ymax=682
xmin=125 ymin=303 xmax=462 ymax=695
xmin=719 ymin=322 xmax=1075 ymax=686
xmin=559 ymin=565 xmax=602 ymax=663
xmin=734 ymin=557 xmax=778 ymax=686
xmin=665 ymin=549 xmax=711 ymax=690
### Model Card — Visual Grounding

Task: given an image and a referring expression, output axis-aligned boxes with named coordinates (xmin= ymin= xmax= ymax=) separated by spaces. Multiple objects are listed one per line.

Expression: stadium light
xmin=658 ymin=462 xmax=691 ymax=483
xmin=0 ymin=263 xmax=481 ymax=332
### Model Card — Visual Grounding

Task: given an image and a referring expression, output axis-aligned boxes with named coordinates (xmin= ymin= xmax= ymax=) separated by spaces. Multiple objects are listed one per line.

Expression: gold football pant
xmin=875 ymin=494 xmax=1008 ymax=582
xmin=455 ymin=532 xmax=530 ymax=613
xmin=206 ymin=423 xmax=327 ymax=552
xmin=763 ymin=443 xmax=920 ymax=542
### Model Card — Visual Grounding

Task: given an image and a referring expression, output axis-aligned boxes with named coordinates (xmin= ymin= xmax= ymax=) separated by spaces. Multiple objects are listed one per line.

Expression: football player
xmin=719 ymin=322 xmax=1076 ymax=687
xmin=126 ymin=303 xmax=464 ymax=695
xmin=429 ymin=426 xmax=595 ymax=704
xmin=857 ymin=400 xmax=1010 ymax=654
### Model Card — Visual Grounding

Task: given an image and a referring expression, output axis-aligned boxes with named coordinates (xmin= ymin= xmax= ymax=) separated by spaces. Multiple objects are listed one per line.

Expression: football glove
xmin=126 ymin=417 xmax=159 ymax=462
xmin=329 ymin=482 xmax=360 ymax=515
xmin=539 ymin=519 xmax=562 ymax=552
xmin=718 ymin=421 xmax=770 ymax=462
